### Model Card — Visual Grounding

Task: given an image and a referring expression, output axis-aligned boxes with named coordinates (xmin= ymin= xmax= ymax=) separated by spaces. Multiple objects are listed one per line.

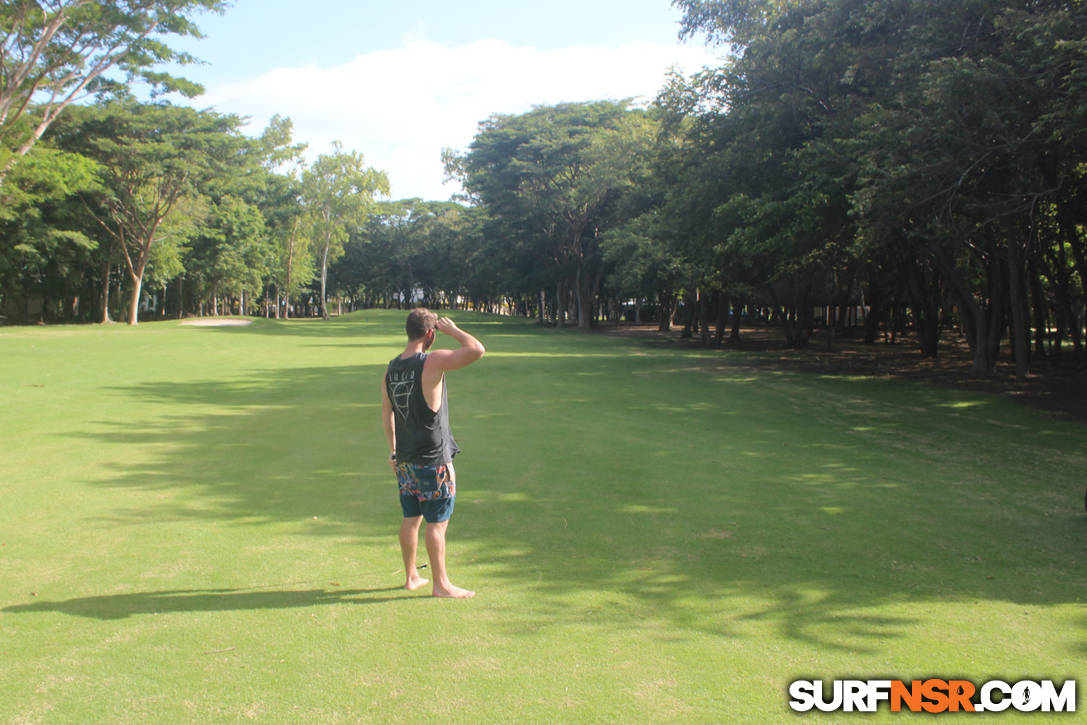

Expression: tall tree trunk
xmin=794 ymin=273 xmax=816 ymax=350
xmin=1052 ymin=216 xmax=1083 ymax=355
xmin=285 ymin=232 xmax=295 ymax=320
xmin=62 ymin=267 xmax=81 ymax=322
xmin=905 ymin=259 xmax=941 ymax=358
xmin=576 ymin=267 xmax=598 ymax=332
xmin=1057 ymin=199 xmax=1086 ymax=358
xmin=863 ymin=279 xmax=885 ymax=345
xmin=100 ymin=258 xmax=112 ymax=324
xmin=1027 ymin=252 xmax=1048 ymax=359
xmin=127 ymin=272 xmax=143 ymax=326
xmin=729 ymin=297 xmax=742 ymax=343
xmin=682 ymin=289 xmax=698 ymax=339
xmin=767 ymin=284 xmax=795 ymax=348
xmin=39 ymin=275 xmax=49 ymax=324
xmin=123 ymin=250 xmax=150 ymax=326
xmin=1007 ymin=238 xmax=1030 ymax=381
xmin=824 ymin=305 xmax=835 ymax=351
xmin=657 ymin=290 xmax=674 ymax=332
xmin=320 ymin=241 xmax=330 ymax=320
xmin=700 ymin=293 xmax=712 ymax=346
xmin=713 ymin=292 xmax=726 ymax=346
xmin=590 ymin=263 xmax=605 ymax=330
xmin=556 ymin=278 xmax=568 ymax=327
xmin=976 ymin=258 xmax=1008 ymax=379
xmin=575 ymin=265 xmax=588 ymax=331
xmin=933 ymin=246 xmax=1002 ymax=378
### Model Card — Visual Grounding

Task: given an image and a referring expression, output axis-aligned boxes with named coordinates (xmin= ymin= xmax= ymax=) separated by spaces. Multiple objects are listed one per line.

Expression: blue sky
xmin=169 ymin=0 xmax=720 ymax=200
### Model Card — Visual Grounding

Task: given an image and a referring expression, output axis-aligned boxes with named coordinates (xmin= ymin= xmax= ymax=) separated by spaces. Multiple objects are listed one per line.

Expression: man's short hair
xmin=406 ymin=308 xmax=437 ymax=340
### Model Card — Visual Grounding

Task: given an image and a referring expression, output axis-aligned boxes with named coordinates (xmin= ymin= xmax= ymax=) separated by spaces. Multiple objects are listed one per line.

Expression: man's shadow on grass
xmin=3 ymin=585 xmax=423 ymax=620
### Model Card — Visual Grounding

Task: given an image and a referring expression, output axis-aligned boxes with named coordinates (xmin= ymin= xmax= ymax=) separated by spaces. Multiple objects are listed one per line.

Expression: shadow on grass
xmin=9 ymin=316 xmax=1087 ymax=656
xmin=67 ymin=363 xmax=391 ymax=533
xmin=3 ymin=586 xmax=421 ymax=620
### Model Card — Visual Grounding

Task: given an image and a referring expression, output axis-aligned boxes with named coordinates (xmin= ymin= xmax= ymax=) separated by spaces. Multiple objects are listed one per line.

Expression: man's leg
xmin=399 ymin=515 xmax=428 ymax=591
xmin=425 ymin=520 xmax=474 ymax=598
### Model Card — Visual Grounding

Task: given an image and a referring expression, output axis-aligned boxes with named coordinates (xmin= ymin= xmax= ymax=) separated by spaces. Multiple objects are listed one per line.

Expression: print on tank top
xmin=387 ymin=367 xmax=416 ymax=421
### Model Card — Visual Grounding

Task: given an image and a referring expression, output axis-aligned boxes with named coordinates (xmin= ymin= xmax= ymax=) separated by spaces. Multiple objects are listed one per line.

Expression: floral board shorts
xmin=395 ymin=461 xmax=456 ymax=523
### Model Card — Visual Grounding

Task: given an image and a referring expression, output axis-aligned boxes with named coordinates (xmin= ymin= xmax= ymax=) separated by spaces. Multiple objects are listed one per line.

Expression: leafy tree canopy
xmin=0 ymin=0 xmax=229 ymax=185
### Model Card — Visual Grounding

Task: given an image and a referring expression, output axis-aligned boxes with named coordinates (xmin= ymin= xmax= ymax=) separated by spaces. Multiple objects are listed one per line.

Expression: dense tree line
xmin=0 ymin=1 xmax=389 ymax=326
xmin=437 ymin=0 xmax=1085 ymax=379
xmin=0 ymin=99 xmax=387 ymax=325
xmin=2 ymin=0 xmax=1085 ymax=381
xmin=333 ymin=0 xmax=1087 ymax=378
xmin=658 ymin=0 xmax=1087 ymax=379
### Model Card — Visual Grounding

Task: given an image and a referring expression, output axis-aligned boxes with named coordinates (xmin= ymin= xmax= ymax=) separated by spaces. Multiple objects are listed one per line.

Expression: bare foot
xmin=404 ymin=576 xmax=429 ymax=591
xmin=432 ymin=584 xmax=475 ymax=599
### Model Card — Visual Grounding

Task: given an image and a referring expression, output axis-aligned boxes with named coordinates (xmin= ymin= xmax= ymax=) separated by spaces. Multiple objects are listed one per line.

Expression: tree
xmin=0 ymin=140 xmax=98 ymax=322
xmin=849 ymin=0 xmax=1087 ymax=376
xmin=665 ymin=2 xmax=864 ymax=348
xmin=0 ymin=0 xmax=228 ymax=187
xmin=185 ymin=194 xmax=267 ymax=315
xmin=179 ymin=115 xmax=302 ymax=319
xmin=601 ymin=211 xmax=692 ymax=328
xmin=300 ymin=142 xmax=388 ymax=319
xmin=237 ymin=115 xmax=307 ymax=319
xmin=597 ymin=109 xmax=696 ymax=331
xmin=672 ymin=0 xmax=1087 ymax=372
xmin=49 ymin=101 xmax=243 ymax=324
xmin=460 ymin=101 xmax=650 ymax=330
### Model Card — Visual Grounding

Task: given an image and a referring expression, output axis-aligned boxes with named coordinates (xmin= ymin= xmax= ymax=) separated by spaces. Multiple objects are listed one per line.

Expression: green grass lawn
xmin=1 ymin=311 xmax=1085 ymax=723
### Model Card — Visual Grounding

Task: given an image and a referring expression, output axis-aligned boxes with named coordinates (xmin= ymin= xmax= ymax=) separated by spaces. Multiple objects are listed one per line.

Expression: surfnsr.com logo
xmin=788 ymin=679 xmax=1076 ymax=713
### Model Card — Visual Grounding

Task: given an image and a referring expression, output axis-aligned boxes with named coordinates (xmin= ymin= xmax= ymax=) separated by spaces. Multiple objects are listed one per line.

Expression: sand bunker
xmin=179 ymin=318 xmax=254 ymax=327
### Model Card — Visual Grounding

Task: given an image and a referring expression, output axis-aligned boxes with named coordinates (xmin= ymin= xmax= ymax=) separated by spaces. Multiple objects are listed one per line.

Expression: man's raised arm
xmin=430 ymin=317 xmax=485 ymax=371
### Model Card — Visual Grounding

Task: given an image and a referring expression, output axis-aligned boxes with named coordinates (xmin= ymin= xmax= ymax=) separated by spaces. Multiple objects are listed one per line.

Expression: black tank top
xmin=385 ymin=352 xmax=459 ymax=465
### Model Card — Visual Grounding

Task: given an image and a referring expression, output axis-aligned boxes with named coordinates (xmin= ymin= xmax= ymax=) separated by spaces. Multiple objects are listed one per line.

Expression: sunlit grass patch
xmin=1 ymin=310 xmax=1085 ymax=723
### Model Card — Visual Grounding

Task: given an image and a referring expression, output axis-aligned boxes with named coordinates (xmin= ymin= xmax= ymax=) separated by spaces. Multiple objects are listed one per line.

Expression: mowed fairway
xmin=1 ymin=311 xmax=1085 ymax=723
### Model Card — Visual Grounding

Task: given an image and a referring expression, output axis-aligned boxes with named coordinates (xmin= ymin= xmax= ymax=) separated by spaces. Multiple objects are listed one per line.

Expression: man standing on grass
xmin=382 ymin=308 xmax=485 ymax=598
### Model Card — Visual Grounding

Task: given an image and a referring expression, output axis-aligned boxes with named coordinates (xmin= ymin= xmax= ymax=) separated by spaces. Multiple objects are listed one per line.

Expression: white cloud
xmin=200 ymin=37 xmax=720 ymax=201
